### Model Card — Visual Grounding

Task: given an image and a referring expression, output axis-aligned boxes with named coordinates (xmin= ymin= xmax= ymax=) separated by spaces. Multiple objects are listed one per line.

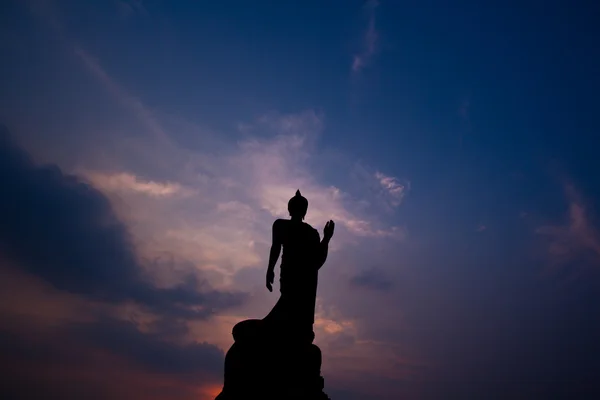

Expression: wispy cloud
xmin=536 ymin=183 xmax=600 ymax=271
xmin=62 ymin=102 xmax=404 ymax=286
xmin=27 ymin=0 xmax=170 ymax=148
xmin=82 ymin=171 xmax=195 ymax=198
xmin=59 ymin=47 xmax=394 ymax=277
xmin=375 ymin=171 xmax=410 ymax=207
xmin=73 ymin=46 xmax=170 ymax=145
xmin=349 ymin=267 xmax=393 ymax=291
xmin=352 ymin=0 xmax=380 ymax=73
xmin=230 ymin=117 xmax=403 ymax=239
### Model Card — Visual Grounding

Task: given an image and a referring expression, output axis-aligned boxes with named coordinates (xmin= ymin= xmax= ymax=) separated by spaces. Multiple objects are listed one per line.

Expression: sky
xmin=1 ymin=0 xmax=600 ymax=399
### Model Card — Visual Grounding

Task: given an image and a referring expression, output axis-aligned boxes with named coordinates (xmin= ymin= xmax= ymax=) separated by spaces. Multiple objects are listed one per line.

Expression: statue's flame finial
xmin=288 ymin=189 xmax=308 ymax=218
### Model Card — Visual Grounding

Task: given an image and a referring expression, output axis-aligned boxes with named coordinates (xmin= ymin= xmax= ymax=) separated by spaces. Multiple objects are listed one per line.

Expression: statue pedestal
xmin=214 ymin=319 xmax=331 ymax=400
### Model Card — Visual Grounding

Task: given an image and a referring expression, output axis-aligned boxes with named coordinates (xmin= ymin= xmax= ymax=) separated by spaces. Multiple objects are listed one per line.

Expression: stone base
xmin=214 ymin=319 xmax=331 ymax=400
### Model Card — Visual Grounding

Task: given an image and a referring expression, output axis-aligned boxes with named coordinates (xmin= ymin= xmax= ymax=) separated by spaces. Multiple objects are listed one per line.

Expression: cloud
xmin=232 ymin=122 xmax=402 ymax=238
xmin=0 ymin=127 xmax=245 ymax=318
xmin=82 ymin=171 xmax=195 ymax=198
xmin=0 ymin=315 xmax=224 ymax=378
xmin=374 ymin=171 xmax=410 ymax=207
xmin=352 ymin=0 xmax=379 ymax=73
xmin=350 ymin=164 xmax=410 ymax=213
xmin=27 ymin=0 xmax=169 ymax=147
xmin=0 ymin=259 xmax=227 ymax=400
xmin=0 ymin=314 xmax=225 ymax=400
xmin=73 ymin=46 xmax=172 ymax=149
xmin=349 ymin=267 xmax=393 ymax=291
xmin=535 ymin=182 xmax=600 ymax=272
xmin=54 ymin=19 xmax=405 ymax=244
xmin=66 ymin=316 xmax=224 ymax=376
xmin=91 ymin=109 xmax=407 ymax=285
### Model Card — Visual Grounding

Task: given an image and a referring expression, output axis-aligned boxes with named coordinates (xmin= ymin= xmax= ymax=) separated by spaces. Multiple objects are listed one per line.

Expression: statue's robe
xmin=263 ymin=219 xmax=321 ymax=334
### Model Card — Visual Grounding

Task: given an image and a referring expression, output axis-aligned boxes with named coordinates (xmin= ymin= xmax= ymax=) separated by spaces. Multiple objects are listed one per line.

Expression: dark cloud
xmin=349 ymin=267 xmax=392 ymax=291
xmin=327 ymin=332 xmax=355 ymax=351
xmin=0 ymin=127 xmax=245 ymax=317
xmin=0 ymin=126 xmax=233 ymax=397
xmin=0 ymin=317 xmax=222 ymax=400
xmin=67 ymin=316 xmax=224 ymax=376
xmin=0 ymin=328 xmax=83 ymax=366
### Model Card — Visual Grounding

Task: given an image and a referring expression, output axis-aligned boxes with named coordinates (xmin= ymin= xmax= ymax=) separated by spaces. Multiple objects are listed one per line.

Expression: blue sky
xmin=1 ymin=1 xmax=600 ymax=399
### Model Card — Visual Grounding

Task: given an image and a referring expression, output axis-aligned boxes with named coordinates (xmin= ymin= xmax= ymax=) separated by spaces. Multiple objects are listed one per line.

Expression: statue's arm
xmin=267 ymin=220 xmax=283 ymax=273
xmin=317 ymin=236 xmax=330 ymax=270
xmin=317 ymin=220 xmax=335 ymax=270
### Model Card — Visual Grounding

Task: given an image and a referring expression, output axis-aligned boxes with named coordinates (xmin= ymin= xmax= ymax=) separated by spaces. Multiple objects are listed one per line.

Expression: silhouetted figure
xmin=215 ymin=190 xmax=335 ymax=400
xmin=264 ymin=190 xmax=334 ymax=336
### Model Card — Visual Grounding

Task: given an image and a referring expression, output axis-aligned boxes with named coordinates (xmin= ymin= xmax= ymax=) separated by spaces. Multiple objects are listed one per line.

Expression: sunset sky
xmin=1 ymin=1 xmax=600 ymax=399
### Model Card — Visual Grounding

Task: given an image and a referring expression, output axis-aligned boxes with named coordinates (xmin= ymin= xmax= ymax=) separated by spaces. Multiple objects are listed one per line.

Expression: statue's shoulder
xmin=273 ymin=218 xmax=287 ymax=231
xmin=302 ymin=222 xmax=320 ymax=238
xmin=301 ymin=221 xmax=314 ymax=230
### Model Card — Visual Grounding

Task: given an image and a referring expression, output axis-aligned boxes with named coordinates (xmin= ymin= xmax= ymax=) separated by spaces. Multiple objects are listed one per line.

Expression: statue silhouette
xmin=264 ymin=190 xmax=334 ymax=334
xmin=215 ymin=190 xmax=335 ymax=399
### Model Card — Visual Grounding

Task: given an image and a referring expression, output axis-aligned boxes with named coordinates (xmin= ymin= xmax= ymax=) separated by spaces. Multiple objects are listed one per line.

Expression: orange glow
xmin=196 ymin=383 xmax=224 ymax=400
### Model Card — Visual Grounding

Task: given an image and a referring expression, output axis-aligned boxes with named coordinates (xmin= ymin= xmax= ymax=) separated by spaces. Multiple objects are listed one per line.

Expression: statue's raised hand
xmin=324 ymin=220 xmax=335 ymax=240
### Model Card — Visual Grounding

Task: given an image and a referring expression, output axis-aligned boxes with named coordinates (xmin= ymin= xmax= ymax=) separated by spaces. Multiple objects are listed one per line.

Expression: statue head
xmin=288 ymin=189 xmax=308 ymax=220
